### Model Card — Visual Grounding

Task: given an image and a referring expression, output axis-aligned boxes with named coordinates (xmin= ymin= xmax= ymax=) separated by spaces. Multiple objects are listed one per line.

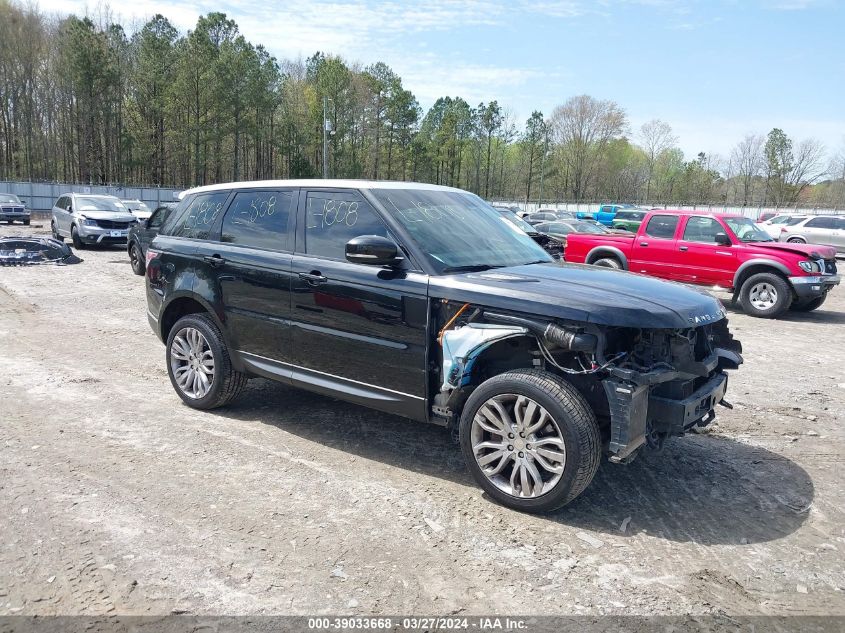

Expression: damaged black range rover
xmin=146 ymin=180 xmax=742 ymax=513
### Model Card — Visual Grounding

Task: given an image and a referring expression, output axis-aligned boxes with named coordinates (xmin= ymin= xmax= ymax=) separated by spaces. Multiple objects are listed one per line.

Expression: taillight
xmin=146 ymin=249 xmax=159 ymax=268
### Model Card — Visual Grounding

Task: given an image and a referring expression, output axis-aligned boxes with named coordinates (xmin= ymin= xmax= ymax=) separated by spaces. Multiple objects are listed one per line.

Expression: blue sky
xmin=46 ymin=0 xmax=844 ymax=161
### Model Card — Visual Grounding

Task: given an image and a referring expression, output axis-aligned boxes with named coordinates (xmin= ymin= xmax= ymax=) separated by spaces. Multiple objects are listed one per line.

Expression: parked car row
xmin=0 ymin=193 xmax=30 ymax=225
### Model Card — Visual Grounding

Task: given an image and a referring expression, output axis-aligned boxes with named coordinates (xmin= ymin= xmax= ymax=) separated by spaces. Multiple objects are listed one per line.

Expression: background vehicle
xmin=145 ymin=180 xmax=742 ymax=513
xmin=51 ymin=193 xmax=138 ymax=249
xmin=778 ymin=215 xmax=845 ymax=255
xmin=534 ymin=220 xmax=610 ymax=252
xmin=565 ymin=210 xmax=839 ymax=318
xmin=494 ymin=208 xmax=564 ymax=259
xmin=0 ymin=193 xmax=30 ymax=225
xmin=127 ymin=204 xmax=176 ymax=275
xmin=611 ymin=209 xmax=647 ymax=232
xmin=575 ymin=204 xmax=641 ymax=225
xmin=759 ymin=214 xmax=807 ymax=239
xmin=122 ymin=199 xmax=154 ymax=221
xmin=525 ymin=210 xmax=575 ymax=225
xmin=758 ymin=211 xmax=779 ymax=222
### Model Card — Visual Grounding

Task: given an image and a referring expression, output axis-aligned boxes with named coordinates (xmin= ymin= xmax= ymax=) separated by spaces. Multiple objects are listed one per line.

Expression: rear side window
xmin=148 ymin=207 xmax=171 ymax=229
xmin=644 ymin=215 xmax=679 ymax=239
xmin=165 ymin=192 xmax=230 ymax=240
xmin=805 ymin=216 xmax=836 ymax=229
xmin=304 ymin=190 xmax=388 ymax=260
xmin=221 ymin=190 xmax=294 ymax=251
xmin=682 ymin=216 xmax=723 ymax=243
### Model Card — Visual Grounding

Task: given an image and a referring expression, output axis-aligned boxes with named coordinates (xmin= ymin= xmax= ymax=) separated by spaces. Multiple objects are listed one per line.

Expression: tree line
xmin=1 ymin=1 xmax=843 ymax=207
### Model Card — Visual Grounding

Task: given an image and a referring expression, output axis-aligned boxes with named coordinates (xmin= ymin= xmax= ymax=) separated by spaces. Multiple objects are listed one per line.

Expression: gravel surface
xmin=1 ymin=224 xmax=843 ymax=617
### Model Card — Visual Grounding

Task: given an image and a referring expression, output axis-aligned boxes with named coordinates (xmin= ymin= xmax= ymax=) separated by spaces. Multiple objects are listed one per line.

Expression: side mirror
xmin=345 ymin=235 xmax=403 ymax=267
xmin=714 ymin=232 xmax=731 ymax=246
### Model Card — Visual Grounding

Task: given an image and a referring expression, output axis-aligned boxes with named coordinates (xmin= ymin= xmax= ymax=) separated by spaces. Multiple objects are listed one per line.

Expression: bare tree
xmin=783 ymin=138 xmax=827 ymax=205
xmin=549 ymin=95 xmax=627 ymax=200
xmin=638 ymin=119 xmax=677 ymax=202
xmin=729 ymin=134 xmax=763 ymax=205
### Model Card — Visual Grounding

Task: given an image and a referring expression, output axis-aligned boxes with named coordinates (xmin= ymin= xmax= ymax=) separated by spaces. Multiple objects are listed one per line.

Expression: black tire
xmin=129 ymin=242 xmax=145 ymax=276
xmin=51 ymin=221 xmax=63 ymax=241
xmin=71 ymin=225 xmax=85 ymax=249
xmin=593 ymin=257 xmax=622 ymax=269
xmin=166 ymin=313 xmax=248 ymax=410
xmin=787 ymin=237 xmax=806 ymax=244
xmin=790 ymin=294 xmax=826 ymax=312
xmin=459 ymin=368 xmax=601 ymax=513
xmin=738 ymin=272 xmax=792 ymax=318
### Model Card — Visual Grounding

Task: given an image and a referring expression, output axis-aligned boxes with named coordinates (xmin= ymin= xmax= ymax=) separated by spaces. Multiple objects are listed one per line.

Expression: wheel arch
xmin=733 ymin=259 xmax=792 ymax=292
xmin=160 ymin=293 xmax=229 ymax=348
xmin=585 ymin=246 xmax=628 ymax=269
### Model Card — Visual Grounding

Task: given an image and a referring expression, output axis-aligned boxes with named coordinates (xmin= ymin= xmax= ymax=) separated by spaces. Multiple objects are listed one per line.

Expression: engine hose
xmin=483 ymin=312 xmax=597 ymax=352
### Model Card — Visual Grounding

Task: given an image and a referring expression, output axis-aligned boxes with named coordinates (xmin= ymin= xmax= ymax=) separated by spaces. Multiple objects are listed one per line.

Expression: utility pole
xmin=322 ymin=96 xmax=329 ymax=179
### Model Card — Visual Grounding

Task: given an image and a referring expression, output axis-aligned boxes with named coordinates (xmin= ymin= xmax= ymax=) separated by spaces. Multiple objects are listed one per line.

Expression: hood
xmin=78 ymin=210 xmax=138 ymax=223
xmin=429 ymin=262 xmax=725 ymax=329
xmin=749 ymin=241 xmax=837 ymax=260
xmin=131 ymin=210 xmax=153 ymax=220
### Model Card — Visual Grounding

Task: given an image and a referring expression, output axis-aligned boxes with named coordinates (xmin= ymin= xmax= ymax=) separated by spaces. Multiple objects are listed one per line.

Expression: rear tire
xmin=790 ymin=294 xmax=826 ymax=312
xmin=739 ymin=272 xmax=792 ymax=318
xmin=129 ymin=242 xmax=145 ymax=276
xmin=593 ymin=257 xmax=622 ymax=269
xmin=166 ymin=313 xmax=248 ymax=409
xmin=459 ymin=369 xmax=601 ymax=513
xmin=71 ymin=225 xmax=85 ymax=249
xmin=787 ymin=237 xmax=806 ymax=244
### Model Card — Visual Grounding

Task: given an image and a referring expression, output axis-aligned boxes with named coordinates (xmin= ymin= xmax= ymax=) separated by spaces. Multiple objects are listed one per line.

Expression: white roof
xmin=180 ymin=179 xmax=468 ymax=198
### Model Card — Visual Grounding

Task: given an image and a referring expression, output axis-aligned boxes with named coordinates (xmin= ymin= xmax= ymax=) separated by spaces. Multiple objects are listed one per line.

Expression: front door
xmin=289 ymin=188 xmax=429 ymax=420
xmin=676 ymin=215 xmax=737 ymax=287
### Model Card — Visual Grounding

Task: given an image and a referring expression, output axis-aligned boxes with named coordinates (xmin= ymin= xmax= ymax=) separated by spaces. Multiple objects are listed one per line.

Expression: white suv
xmin=51 ymin=194 xmax=139 ymax=249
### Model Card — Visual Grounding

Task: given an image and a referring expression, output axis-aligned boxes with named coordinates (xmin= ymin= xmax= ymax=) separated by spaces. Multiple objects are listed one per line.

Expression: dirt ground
xmin=1 ymin=223 xmax=843 ymax=618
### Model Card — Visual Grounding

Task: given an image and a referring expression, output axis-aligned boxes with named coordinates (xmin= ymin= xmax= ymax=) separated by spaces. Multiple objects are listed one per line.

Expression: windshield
xmin=497 ymin=210 xmax=537 ymax=234
xmin=77 ymin=196 xmax=127 ymax=212
xmin=123 ymin=200 xmax=151 ymax=212
xmin=0 ymin=194 xmax=21 ymax=204
xmin=573 ymin=221 xmax=609 ymax=234
xmin=371 ymin=189 xmax=551 ymax=272
xmin=724 ymin=217 xmax=773 ymax=242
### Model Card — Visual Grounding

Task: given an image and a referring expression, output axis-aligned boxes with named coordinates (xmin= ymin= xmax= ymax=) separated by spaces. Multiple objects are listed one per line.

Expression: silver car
xmin=779 ymin=215 xmax=845 ymax=256
xmin=122 ymin=199 xmax=154 ymax=221
xmin=51 ymin=193 xmax=139 ymax=249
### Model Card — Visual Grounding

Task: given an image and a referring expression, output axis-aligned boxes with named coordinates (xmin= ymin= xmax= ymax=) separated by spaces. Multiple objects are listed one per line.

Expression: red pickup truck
xmin=564 ymin=210 xmax=840 ymax=318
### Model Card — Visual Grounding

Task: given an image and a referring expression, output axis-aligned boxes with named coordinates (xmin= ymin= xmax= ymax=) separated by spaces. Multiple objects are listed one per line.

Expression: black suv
xmin=146 ymin=180 xmax=742 ymax=513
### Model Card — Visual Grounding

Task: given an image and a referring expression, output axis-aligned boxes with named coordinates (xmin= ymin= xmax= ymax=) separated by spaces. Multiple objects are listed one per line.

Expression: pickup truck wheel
xmin=129 ymin=242 xmax=145 ymax=276
xmin=166 ymin=313 xmax=248 ymax=409
xmin=790 ymin=294 xmax=826 ymax=312
xmin=739 ymin=272 xmax=792 ymax=318
xmin=593 ymin=257 xmax=622 ymax=269
xmin=459 ymin=369 xmax=601 ymax=513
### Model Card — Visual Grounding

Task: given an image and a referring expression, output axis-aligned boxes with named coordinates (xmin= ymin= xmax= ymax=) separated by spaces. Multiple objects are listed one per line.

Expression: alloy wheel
xmin=470 ymin=394 xmax=566 ymax=498
xmin=749 ymin=282 xmax=778 ymax=311
xmin=170 ymin=326 xmax=215 ymax=399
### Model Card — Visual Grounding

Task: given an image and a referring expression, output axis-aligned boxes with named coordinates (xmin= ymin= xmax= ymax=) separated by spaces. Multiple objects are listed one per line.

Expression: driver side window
xmin=304 ymin=191 xmax=388 ymax=260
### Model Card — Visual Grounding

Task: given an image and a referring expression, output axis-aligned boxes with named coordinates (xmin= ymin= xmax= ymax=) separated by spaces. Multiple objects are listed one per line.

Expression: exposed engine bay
xmin=433 ymin=301 xmax=743 ymax=463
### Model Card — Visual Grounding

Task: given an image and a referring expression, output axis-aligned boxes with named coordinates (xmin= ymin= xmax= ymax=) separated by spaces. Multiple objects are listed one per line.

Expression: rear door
xmin=675 ymin=215 xmax=737 ymax=286
xmin=801 ymin=216 xmax=837 ymax=247
xmin=629 ymin=214 xmax=681 ymax=279
xmin=289 ymin=187 xmax=429 ymax=420
xmin=193 ymin=188 xmax=297 ymax=364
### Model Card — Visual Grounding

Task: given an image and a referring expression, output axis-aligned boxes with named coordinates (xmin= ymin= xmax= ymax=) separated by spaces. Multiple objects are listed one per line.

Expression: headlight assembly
xmin=798 ymin=260 xmax=821 ymax=273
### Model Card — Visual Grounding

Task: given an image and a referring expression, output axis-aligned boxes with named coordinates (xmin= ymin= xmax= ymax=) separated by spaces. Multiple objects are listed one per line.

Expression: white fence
xmin=494 ymin=202 xmax=841 ymax=219
xmin=0 ymin=181 xmax=184 ymax=215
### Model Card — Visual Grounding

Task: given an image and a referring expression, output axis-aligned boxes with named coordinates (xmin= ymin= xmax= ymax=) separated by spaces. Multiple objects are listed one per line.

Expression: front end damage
xmin=434 ymin=303 xmax=742 ymax=463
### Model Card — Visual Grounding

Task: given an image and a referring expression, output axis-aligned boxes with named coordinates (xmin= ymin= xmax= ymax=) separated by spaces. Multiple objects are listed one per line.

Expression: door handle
xmin=639 ymin=242 xmax=649 ymax=247
xmin=679 ymin=246 xmax=689 ymax=251
xmin=203 ymin=254 xmax=225 ymax=268
xmin=298 ymin=271 xmax=328 ymax=284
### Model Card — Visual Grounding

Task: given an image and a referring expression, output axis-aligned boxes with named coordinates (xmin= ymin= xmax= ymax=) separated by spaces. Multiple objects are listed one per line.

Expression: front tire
xmin=787 ymin=237 xmax=806 ymax=244
xmin=166 ymin=313 xmax=247 ymax=409
xmin=459 ymin=369 xmax=601 ymax=513
xmin=593 ymin=257 xmax=622 ymax=269
xmin=129 ymin=242 xmax=145 ymax=276
xmin=739 ymin=272 xmax=792 ymax=318
xmin=71 ymin=225 xmax=85 ymax=249
xmin=51 ymin=221 xmax=63 ymax=241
